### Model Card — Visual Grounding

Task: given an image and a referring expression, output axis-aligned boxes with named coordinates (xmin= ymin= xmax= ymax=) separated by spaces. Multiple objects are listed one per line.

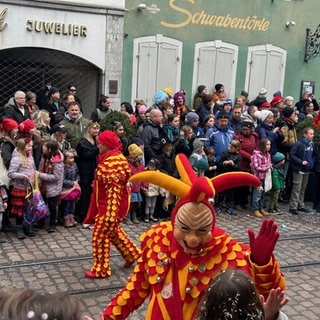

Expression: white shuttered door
xmin=192 ymin=41 xmax=238 ymax=100
xmin=245 ymin=45 xmax=287 ymax=101
xmin=132 ymin=35 xmax=182 ymax=105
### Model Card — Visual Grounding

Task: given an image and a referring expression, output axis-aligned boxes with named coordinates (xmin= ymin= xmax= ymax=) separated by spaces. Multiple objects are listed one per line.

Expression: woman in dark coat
xmin=75 ymin=121 xmax=100 ymax=224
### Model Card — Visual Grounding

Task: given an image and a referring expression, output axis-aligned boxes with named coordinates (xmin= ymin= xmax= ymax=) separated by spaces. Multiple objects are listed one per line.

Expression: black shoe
xmin=297 ymin=207 xmax=312 ymax=213
xmin=289 ymin=209 xmax=299 ymax=215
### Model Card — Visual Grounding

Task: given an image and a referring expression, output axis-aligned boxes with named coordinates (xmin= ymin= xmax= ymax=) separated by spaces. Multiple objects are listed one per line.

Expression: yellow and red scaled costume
xmin=104 ymin=154 xmax=285 ymax=319
xmin=84 ymin=149 xmax=141 ymax=278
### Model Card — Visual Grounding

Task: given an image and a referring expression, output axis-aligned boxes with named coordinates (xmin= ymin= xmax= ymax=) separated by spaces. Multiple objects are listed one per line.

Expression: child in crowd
xmin=60 ymin=150 xmax=80 ymax=228
xmin=143 ymin=159 xmax=166 ymax=223
xmin=215 ymin=139 xmax=241 ymax=215
xmin=0 ymin=179 xmax=8 ymax=243
xmin=289 ymin=127 xmax=315 ymax=214
xmin=174 ymin=125 xmax=193 ymax=157
xmin=124 ymin=143 xmax=146 ymax=225
xmin=268 ymin=152 xmax=285 ymax=214
xmin=196 ymin=269 xmax=288 ymax=320
xmin=251 ymin=138 xmax=272 ymax=218
xmin=204 ymin=147 xmax=217 ymax=179
xmin=8 ymin=138 xmax=36 ymax=239
xmin=38 ymin=140 xmax=64 ymax=233
xmin=50 ymin=124 xmax=72 ymax=153
xmin=189 ymin=138 xmax=209 ymax=176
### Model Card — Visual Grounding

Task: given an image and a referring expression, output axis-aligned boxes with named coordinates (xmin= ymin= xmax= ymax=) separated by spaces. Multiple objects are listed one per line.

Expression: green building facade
xmin=122 ymin=0 xmax=320 ymax=106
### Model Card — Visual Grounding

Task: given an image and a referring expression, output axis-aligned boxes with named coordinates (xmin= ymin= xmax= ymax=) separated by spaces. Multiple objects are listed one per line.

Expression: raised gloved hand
xmin=248 ymin=219 xmax=279 ymax=265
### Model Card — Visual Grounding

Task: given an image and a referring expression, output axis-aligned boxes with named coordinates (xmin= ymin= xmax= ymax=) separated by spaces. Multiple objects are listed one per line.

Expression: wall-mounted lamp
xmin=286 ymin=21 xmax=296 ymax=27
xmin=137 ymin=3 xmax=147 ymax=11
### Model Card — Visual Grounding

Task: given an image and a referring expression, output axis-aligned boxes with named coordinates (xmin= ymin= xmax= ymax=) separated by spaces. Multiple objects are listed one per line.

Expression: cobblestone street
xmin=0 ymin=203 xmax=319 ymax=319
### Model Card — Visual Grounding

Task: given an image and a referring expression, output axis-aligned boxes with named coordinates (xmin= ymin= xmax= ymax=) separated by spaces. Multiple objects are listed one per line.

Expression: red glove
xmin=248 ymin=219 xmax=279 ymax=265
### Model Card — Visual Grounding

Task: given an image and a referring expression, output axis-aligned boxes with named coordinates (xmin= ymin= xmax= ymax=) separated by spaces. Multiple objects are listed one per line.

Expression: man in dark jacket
xmin=141 ymin=108 xmax=165 ymax=163
xmin=4 ymin=91 xmax=31 ymax=123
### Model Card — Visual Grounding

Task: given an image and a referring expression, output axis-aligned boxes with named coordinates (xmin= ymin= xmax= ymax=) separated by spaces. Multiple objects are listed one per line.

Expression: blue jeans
xmin=252 ymin=179 xmax=265 ymax=211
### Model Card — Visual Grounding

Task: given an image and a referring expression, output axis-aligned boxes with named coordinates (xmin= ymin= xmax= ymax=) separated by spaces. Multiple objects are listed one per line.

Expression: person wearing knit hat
xmin=163 ymin=87 xmax=173 ymax=98
xmin=18 ymin=119 xmax=36 ymax=134
xmin=270 ymin=96 xmax=283 ymax=108
xmin=104 ymin=153 xmax=285 ymax=319
xmin=125 ymin=143 xmax=145 ymax=225
xmin=153 ymin=90 xmax=168 ymax=105
xmin=240 ymin=90 xmax=249 ymax=98
xmin=197 ymin=85 xmax=207 ymax=94
xmin=259 ymin=101 xmax=271 ymax=110
xmin=268 ymin=152 xmax=286 ymax=214
xmin=193 ymin=85 xmax=208 ymax=111
xmin=138 ymin=105 xmax=147 ymax=114
xmin=282 ymin=106 xmax=295 ymax=119
xmin=254 ymin=109 xmax=273 ymax=122
xmin=127 ymin=143 xmax=143 ymax=159
xmin=213 ymin=83 xmax=225 ymax=103
xmin=259 ymin=88 xmax=268 ymax=98
xmin=0 ymin=118 xmax=19 ymax=133
xmin=273 ymin=91 xmax=282 ymax=97
xmin=255 ymin=109 xmax=283 ymax=156
xmin=185 ymin=111 xmax=200 ymax=126
xmin=96 ymin=130 xmax=122 ymax=151
xmin=83 ymin=129 xmax=140 ymax=279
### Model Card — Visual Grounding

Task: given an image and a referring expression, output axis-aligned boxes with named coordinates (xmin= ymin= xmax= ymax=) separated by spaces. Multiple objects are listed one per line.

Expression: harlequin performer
xmin=84 ymin=130 xmax=140 ymax=279
xmin=104 ymin=153 xmax=285 ymax=319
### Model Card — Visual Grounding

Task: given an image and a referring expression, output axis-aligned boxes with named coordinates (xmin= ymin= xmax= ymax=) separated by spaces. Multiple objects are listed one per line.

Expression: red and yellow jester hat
xmin=129 ymin=154 xmax=260 ymax=226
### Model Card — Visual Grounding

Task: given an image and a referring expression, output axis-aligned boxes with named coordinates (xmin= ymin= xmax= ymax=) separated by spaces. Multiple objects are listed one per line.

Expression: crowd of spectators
xmin=1 ymin=84 xmax=320 ymax=237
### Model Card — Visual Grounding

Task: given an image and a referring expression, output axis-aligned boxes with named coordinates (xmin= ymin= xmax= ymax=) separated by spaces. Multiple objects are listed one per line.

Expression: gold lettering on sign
xmin=161 ymin=0 xmax=270 ymax=31
xmin=26 ymin=19 xmax=87 ymax=37
xmin=0 ymin=8 xmax=8 ymax=32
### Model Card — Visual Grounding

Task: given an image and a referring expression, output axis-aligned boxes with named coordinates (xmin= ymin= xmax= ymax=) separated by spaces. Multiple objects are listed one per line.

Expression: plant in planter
xmin=296 ymin=116 xmax=320 ymax=145
xmin=100 ymin=110 xmax=138 ymax=143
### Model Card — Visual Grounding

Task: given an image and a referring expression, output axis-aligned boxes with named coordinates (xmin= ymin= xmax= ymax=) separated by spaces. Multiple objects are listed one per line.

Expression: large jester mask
xmin=130 ymin=154 xmax=260 ymax=254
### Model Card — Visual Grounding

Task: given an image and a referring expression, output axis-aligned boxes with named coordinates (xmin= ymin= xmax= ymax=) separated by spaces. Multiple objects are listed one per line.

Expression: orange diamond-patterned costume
xmin=84 ymin=131 xmax=140 ymax=279
xmin=104 ymin=154 xmax=285 ymax=319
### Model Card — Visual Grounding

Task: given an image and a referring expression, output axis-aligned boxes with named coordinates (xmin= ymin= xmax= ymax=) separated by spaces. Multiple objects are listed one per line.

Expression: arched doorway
xmin=0 ymin=47 xmax=102 ymax=118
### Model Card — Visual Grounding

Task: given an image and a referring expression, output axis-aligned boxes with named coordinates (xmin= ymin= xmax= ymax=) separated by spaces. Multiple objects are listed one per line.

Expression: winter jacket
xmin=271 ymin=166 xmax=285 ymax=191
xmin=76 ymin=137 xmax=98 ymax=184
xmin=289 ymin=138 xmax=314 ymax=173
xmin=217 ymin=151 xmax=241 ymax=174
xmin=276 ymin=119 xmax=297 ymax=158
xmin=60 ymin=112 xmax=90 ymax=149
xmin=141 ymin=120 xmax=167 ymax=162
xmin=205 ymin=125 xmax=235 ymax=162
xmin=235 ymin=131 xmax=259 ymax=172
xmin=250 ymin=149 xmax=271 ymax=180
xmin=256 ymin=122 xmax=283 ymax=156
xmin=39 ymin=151 xmax=64 ymax=198
xmin=4 ymin=101 xmax=31 ymax=124
xmin=8 ymin=149 xmax=36 ymax=190
xmin=63 ymin=163 xmax=79 ymax=189
xmin=128 ymin=160 xmax=147 ymax=193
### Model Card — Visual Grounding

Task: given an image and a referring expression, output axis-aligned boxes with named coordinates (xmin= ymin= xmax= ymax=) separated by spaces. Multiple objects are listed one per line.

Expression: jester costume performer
xmin=84 ymin=130 xmax=140 ymax=279
xmin=104 ymin=153 xmax=285 ymax=319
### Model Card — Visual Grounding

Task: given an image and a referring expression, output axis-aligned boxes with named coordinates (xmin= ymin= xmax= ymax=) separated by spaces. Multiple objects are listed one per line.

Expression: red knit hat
xmin=1 ymin=118 xmax=19 ymax=132
xmin=270 ymin=96 xmax=283 ymax=107
xmin=18 ymin=119 xmax=36 ymax=133
xmin=97 ymin=130 xmax=122 ymax=150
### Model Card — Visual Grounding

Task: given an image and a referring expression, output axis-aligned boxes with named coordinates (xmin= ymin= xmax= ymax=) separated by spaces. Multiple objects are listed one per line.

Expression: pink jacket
xmin=250 ymin=150 xmax=271 ymax=180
